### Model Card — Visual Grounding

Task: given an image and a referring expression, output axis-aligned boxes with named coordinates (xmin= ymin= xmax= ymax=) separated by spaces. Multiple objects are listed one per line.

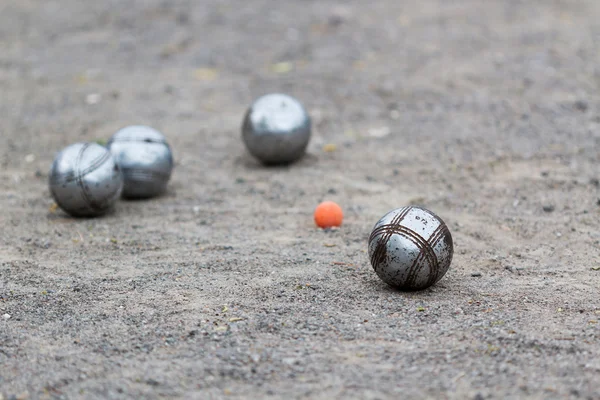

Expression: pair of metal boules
xmin=49 ymin=126 xmax=173 ymax=218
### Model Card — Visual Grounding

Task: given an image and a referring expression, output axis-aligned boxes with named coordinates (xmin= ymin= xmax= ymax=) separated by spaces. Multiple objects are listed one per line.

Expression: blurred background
xmin=3 ymin=0 xmax=600 ymax=168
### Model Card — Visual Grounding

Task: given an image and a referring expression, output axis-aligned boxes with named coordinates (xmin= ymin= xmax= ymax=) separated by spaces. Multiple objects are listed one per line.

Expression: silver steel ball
xmin=368 ymin=206 xmax=454 ymax=291
xmin=49 ymin=142 xmax=123 ymax=217
xmin=242 ymin=93 xmax=311 ymax=165
xmin=107 ymin=125 xmax=174 ymax=199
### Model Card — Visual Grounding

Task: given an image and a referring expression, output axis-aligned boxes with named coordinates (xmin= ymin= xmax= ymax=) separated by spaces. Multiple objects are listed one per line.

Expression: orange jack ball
xmin=314 ymin=201 xmax=343 ymax=228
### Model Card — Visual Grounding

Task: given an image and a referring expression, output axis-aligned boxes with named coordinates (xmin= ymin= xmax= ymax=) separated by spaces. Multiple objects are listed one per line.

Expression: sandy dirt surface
xmin=1 ymin=0 xmax=600 ymax=399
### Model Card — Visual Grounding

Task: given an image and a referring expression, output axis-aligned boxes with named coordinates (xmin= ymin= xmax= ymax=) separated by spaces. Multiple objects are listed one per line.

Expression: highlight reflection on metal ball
xmin=49 ymin=142 xmax=123 ymax=217
xmin=107 ymin=125 xmax=173 ymax=199
xmin=368 ymin=206 xmax=454 ymax=291
xmin=242 ymin=93 xmax=311 ymax=165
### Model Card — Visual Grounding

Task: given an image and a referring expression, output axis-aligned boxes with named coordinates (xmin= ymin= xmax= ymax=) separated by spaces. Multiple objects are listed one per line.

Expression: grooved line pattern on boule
xmin=50 ymin=149 xmax=111 ymax=185
xmin=428 ymin=223 xmax=447 ymax=248
xmin=369 ymin=206 xmax=410 ymax=268
xmin=75 ymin=143 xmax=107 ymax=212
xmin=424 ymin=223 xmax=448 ymax=287
xmin=371 ymin=223 xmax=438 ymax=287
xmin=401 ymin=226 xmax=438 ymax=287
xmin=123 ymin=168 xmax=170 ymax=182
xmin=407 ymin=223 xmax=446 ymax=288
xmin=108 ymin=138 xmax=168 ymax=145
xmin=75 ymin=143 xmax=94 ymax=211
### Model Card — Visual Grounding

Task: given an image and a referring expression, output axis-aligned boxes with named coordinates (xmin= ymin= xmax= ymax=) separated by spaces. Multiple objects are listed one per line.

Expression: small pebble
xmin=176 ymin=12 xmax=190 ymax=25
xmin=3 ymin=313 xmax=10 ymax=320
xmin=328 ymin=14 xmax=344 ymax=26
xmin=323 ymin=144 xmax=337 ymax=152
xmin=368 ymin=126 xmax=390 ymax=138
xmin=574 ymin=100 xmax=588 ymax=112
xmin=85 ymin=93 xmax=102 ymax=105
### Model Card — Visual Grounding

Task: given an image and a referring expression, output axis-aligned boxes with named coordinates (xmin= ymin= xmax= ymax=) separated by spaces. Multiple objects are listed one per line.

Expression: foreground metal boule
xmin=368 ymin=206 xmax=453 ymax=290
xmin=107 ymin=125 xmax=173 ymax=198
xmin=242 ymin=93 xmax=311 ymax=165
xmin=49 ymin=142 xmax=123 ymax=217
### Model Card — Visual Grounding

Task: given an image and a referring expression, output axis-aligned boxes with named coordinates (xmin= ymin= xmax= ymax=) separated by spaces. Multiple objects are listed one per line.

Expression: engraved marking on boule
xmin=75 ymin=143 xmax=98 ymax=211
xmin=107 ymin=137 xmax=169 ymax=146
xmin=428 ymin=223 xmax=446 ymax=248
xmin=73 ymin=143 xmax=116 ymax=212
xmin=398 ymin=225 xmax=438 ymax=288
xmin=370 ymin=206 xmax=412 ymax=268
xmin=370 ymin=223 xmax=438 ymax=287
xmin=420 ymin=223 xmax=449 ymax=287
xmin=407 ymin=223 xmax=446 ymax=288
xmin=123 ymin=168 xmax=172 ymax=182
xmin=49 ymin=148 xmax=111 ymax=185
xmin=369 ymin=206 xmax=410 ymax=267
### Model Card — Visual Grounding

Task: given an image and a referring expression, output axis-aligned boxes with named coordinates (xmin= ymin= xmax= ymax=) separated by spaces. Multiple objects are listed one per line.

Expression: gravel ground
xmin=1 ymin=0 xmax=600 ymax=399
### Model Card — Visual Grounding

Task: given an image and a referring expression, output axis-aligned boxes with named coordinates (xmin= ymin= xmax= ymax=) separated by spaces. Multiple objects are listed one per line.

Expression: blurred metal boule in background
xmin=107 ymin=125 xmax=174 ymax=199
xmin=242 ymin=93 xmax=311 ymax=165
xmin=49 ymin=142 xmax=123 ymax=217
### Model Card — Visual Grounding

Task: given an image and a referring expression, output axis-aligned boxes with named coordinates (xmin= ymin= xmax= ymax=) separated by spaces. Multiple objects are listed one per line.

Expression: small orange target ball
xmin=314 ymin=201 xmax=343 ymax=228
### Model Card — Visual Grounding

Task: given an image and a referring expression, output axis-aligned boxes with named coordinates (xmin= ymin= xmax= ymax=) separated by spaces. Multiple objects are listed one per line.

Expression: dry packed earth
xmin=1 ymin=1 xmax=600 ymax=399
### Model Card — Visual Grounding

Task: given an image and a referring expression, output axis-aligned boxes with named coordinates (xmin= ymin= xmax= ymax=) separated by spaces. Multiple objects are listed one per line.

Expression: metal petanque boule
xmin=368 ymin=206 xmax=454 ymax=291
xmin=49 ymin=142 xmax=124 ymax=217
xmin=242 ymin=93 xmax=311 ymax=165
xmin=107 ymin=125 xmax=174 ymax=199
